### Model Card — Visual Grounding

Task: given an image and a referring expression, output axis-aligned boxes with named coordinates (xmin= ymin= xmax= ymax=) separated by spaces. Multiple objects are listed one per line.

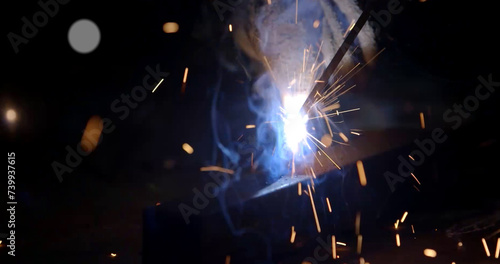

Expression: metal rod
xmin=301 ymin=8 xmax=372 ymax=113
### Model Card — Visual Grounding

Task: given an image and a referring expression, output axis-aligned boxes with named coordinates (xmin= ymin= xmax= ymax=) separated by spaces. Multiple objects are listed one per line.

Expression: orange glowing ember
xmin=356 ymin=160 xmax=367 ymax=186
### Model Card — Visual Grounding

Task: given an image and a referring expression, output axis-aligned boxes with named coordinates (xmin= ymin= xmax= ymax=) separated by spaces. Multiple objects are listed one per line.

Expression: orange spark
xmin=411 ymin=173 xmax=421 ymax=185
xmin=307 ymin=184 xmax=321 ymax=233
xmin=162 ymin=22 xmax=179 ymax=33
xmin=495 ymin=238 xmax=500 ymax=259
xmin=356 ymin=160 xmax=367 ymax=186
xmin=482 ymin=238 xmax=491 ymax=257
xmin=182 ymin=143 xmax=194 ymax=154
xmin=420 ymin=112 xmax=425 ymax=129
xmin=310 ymin=167 xmax=316 ymax=178
xmin=200 ymin=166 xmax=234 ymax=174
xmin=332 ymin=236 xmax=336 ymax=259
xmin=181 ymin=67 xmax=189 ymax=94
xmin=80 ymin=115 xmax=103 ymax=154
xmin=326 ymin=197 xmax=332 ymax=213
xmin=423 ymin=249 xmax=437 ymax=258
xmin=339 ymin=132 xmax=349 ymax=142
xmin=401 ymin=211 xmax=408 ymax=223
xmin=313 ymin=20 xmax=320 ymax=28
xmin=183 ymin=67 xmax=189 ymax=83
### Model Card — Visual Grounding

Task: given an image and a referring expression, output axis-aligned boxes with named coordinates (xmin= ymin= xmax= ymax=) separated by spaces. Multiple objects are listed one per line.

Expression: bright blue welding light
xmin=283 ymin=94 xmax=309 ymax=153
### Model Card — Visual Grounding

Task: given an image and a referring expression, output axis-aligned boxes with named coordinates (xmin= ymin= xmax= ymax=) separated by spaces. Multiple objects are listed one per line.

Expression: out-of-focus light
xmin=110 ymin=253 xmax=117 ymax=257
xmin=163 ymin=159 xmax=176 ymax=170
xmin=355 ymin=211 xmax=361 ymax=235
xmin=182 ymin=143 xmax=194 ymax=154
xmin=320 ymin=134 xmax=333 ymax=148
xmin=163 ymin=22 xmax=179 ymax=33
xmin=81 ymin=115 xmax=103 ymax=154
xmin=155 ymin=202 xmax=161 ymax=206
xmin=246 ymin=124 xmax=256 ymax=129
xmin=396 ymin=234 xmax=401 ymax=247
xmin=458 ymin=241 xmax=463 ymax=247
xmin=68 ymin=19 xmax=100 ymax=54
xmin=313 ymin=20 xmax=320 ymax=28
xmin=357 ymin=235 xmax=363 ymax=254
xmin=423 ymin=248 xmax=437 ymax=258
xmin=0 ymin=240 xmax=2 ymax=244
xmin=225 ymin=255 xmax=231 ymax=264
xmin=6 ymin=109 xmax=17 ymax=122
xmin=229 ymin=24 xmax=233 ymax=32
xmin=339 ymin=132 xmax=348 ymax=142
xmin=495 ymin=238 xmax=500 ymax=258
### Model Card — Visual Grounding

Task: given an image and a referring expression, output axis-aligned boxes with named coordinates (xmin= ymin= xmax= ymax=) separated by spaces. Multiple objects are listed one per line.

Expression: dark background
xmin=1 ymin=0 xmax=499 ymax=263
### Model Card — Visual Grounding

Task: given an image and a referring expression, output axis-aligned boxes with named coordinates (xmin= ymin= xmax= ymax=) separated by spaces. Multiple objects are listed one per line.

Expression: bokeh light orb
xmin=5 ymin=109 xmax=17 ymax=122
xmin=163 ymin=22 xmax=179 ymax=34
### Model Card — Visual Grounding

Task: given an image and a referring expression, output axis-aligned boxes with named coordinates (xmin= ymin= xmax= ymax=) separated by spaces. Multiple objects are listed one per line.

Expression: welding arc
xmin=300 ymin=8 xmax=372 ymax=113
